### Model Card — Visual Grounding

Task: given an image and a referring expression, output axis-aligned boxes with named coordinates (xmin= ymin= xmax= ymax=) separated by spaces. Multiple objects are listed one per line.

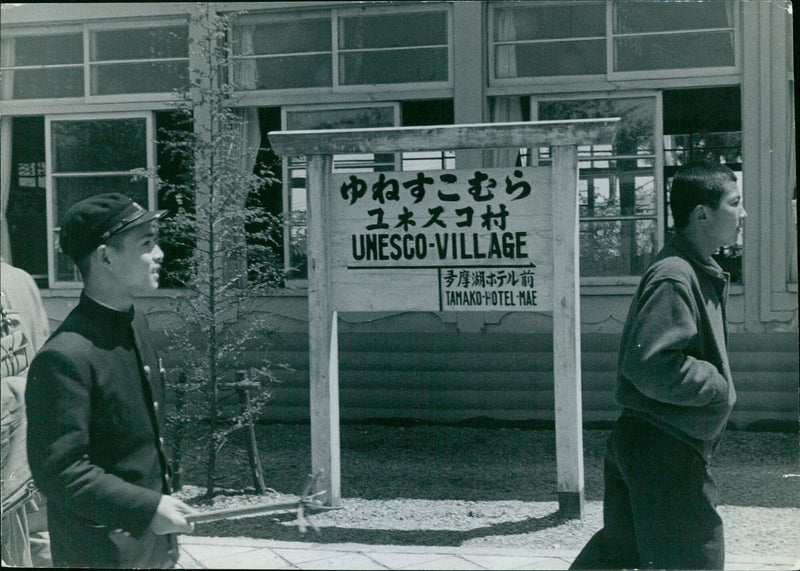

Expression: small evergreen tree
xmin=154 ymin=3 xmax=287 ymax=498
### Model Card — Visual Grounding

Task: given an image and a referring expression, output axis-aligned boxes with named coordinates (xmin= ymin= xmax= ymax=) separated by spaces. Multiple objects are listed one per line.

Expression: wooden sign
xmin=269 ymin=119 xmax=620 ymax=519
xmin=329 ymin=167 xmax=552 ymax=312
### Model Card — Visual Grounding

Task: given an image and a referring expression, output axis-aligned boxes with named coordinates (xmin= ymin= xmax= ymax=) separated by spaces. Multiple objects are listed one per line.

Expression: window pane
xmin=580 ymin=219 xmax=657 ymax=276
xmin=91 ymin=26 xmax=188 ymax=61
xmin=340 ymin=47 xmax=447 ymax=85
xmin=91 ymin=61 xmax=189 ymax=95
xmin=236 ymin=19 xmax=330 ymax=55
xmin=615 ymin=31 xmax=734 ymax=72
xmin=339 ymin=12 xmax=447 ymax=49
xmin=664 ymin=132 xmax=742 ymax=167
xmin=4 ymin=67 xmax=84 ymax=100
xmin=497 ymin=40 xmax=605 ymax=78
xmin=494 ymin=4 xmax=605 ymax=42
xmin=7 ymin=117 xmax=48 ymax=281
xmin=615 ymin=1 xmax=733 ymax=34
xmin=402 ymin=151 xmax=455 ymax=171
xmin=579 ymin=163 xmax=656 ymax=217
xmin=9 ymin=33 xmax=83 ymax=66
xmin=539 ymin=97 xmax=655 ymax=155
xmin=52 ymin=119 xmax=147 ymax=173
xmin=54 ymin=176 xmax=149 ymax=228
xmin=286 ymin=106 xmax=395 ymax=131
xmin=235 ymin=54 xmax=331 ymax=90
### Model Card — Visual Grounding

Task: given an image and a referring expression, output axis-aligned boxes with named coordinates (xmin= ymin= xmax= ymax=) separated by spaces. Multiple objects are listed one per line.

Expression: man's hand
xmin=148 ymin=495 xmax=197 ymax=535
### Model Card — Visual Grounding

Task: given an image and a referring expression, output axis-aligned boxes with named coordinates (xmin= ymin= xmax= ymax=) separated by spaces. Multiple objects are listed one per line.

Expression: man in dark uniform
xmin=26 ymin=193 xmax=196 ymax=568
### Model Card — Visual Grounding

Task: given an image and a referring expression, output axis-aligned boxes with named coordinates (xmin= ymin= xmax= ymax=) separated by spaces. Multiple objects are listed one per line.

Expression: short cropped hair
xmin=669 ymin=162 xmax=737 ymax=229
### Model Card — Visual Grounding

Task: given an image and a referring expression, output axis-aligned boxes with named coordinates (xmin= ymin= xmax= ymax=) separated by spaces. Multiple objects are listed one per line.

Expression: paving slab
xmin=366 ymin=551 xmax=458 ymax=569
xmin=294 ymin=552 xmax=388 ymax=570
xmin=176 ymin=535 xmax=798 ymax=571
xmin=463 ymin=553 xmax=572 ymax=570
xmin=399 ymin=555 xmax=485 ymax=570
xmin=201 ymin=549 xmax=292 ymax=569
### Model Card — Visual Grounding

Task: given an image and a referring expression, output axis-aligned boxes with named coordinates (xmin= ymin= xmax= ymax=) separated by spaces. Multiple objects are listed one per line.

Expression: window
xmin=490 ymin=2 xmax=606 ymax=81
xmin=0 ymin=23 xmax=188 ymax=100
xmin=231 ymin=5 xmax=450 ymax=92
xmin=612 ymin=1 xmax=736 ymax=75
xmin=232 ymin=15 xmax=332 ymax=90
xmin=534 ymin=95 xmax=659 ymax=278
xmin=1 ymin=32 xmax=84 ymax=100
xmin=90 ymin=24 xmax=189 ymax=96
xmin=338 ymin=10 xmax=449 ymax=86
xmin=489 ymin=1 xmax=738 ymax=84
xmin=47 ymin=115 xmax=154 ymax=286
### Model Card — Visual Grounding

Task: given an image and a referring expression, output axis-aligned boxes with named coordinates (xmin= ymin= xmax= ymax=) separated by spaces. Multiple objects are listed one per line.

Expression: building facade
xmin=1 ymin=1 xmax=796 ymax=426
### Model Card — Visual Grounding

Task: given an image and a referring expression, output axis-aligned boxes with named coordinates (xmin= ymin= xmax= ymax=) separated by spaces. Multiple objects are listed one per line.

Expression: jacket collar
xmin=670 ymin=234 xmax=729 ymax=282
xmin=80 ymin=292 xmax=135 ymax=325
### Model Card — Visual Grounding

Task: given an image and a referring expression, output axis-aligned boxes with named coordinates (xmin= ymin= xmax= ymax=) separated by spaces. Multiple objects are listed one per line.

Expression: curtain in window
xmin=487 ymin=96 xmax=524 ymax=168
xmin=1 ymin=38 xmax=14 ymax=263
xmin=224 ymin=108 xmax=260 ymax=286
xmin=1 ymin=117 xmax=12 ymax=264
xmin=233 ymin=24 xmax=257 ymax=90
xmin=219 ymin=26 xmax=260 ymax=286
xmin=494 ymin=8 xmax=518 ymax=79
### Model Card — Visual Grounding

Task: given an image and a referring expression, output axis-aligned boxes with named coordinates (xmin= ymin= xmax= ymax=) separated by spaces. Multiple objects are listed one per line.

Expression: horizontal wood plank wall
xmin=158 ymin=331 xmax=798 ymax=430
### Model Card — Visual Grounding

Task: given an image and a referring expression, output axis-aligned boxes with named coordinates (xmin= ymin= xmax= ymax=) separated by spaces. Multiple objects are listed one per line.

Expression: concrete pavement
xmin=176 ymin=535 xmax=800 ymax=570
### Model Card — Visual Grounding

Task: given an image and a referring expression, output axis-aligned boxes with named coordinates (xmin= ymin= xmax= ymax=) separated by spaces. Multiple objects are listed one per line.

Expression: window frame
xmin=0 ymin=18 xmax=189 ymax=105
xmin=487 ymin=1 xmax=740 ymax=86
xmin=45 ymin=111 xmax=156 ymax=289
xmin=607 ymin=0 xmax=740 ymax=81
xmin=487 ymin=0 xmax=608 ymax=88
xmin=530 ymin=90 xmax=665 ymax=286
xmin=85 ymin=18 xmax=190 ymax=103
xmin=230 ymin=3 xmax=453 ymax=97
xmin=0 ymin=23 xmax=86 ymax=105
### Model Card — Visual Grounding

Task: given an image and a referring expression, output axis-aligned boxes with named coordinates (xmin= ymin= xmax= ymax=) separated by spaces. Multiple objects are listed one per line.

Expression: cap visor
xmin=108 ymin=209 xmax=168 ymax=239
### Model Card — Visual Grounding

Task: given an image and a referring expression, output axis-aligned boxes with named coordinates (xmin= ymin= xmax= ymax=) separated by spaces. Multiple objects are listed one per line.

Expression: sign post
xmin=270 ymin=119 xmax=618 ymax=517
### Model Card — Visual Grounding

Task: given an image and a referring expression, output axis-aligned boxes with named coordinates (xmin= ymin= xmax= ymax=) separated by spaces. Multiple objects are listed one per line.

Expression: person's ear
xmin=97 ymin=244 xmax=112 ymax=266
xmin=693 ymin=205 xmax=708 ymax=224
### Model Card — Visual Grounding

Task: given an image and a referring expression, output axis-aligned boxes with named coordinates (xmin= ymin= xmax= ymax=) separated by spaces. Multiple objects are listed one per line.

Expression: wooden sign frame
xmin=269 ymin=119 xmax=619 ymax=518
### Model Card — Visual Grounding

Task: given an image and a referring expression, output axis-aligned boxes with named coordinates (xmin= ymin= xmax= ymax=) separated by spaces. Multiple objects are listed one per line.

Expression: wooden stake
xmin=307 ymin=154 xmax=341 ymax=507
xmin=551 ymin=145 xmax=585 ymax=518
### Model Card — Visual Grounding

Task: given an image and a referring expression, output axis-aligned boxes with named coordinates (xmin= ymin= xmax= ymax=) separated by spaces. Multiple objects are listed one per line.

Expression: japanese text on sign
xmin=329 ymin=167 xmax=553 ymax=313
xmin=332 ymin=168 xmax=547 ymax=267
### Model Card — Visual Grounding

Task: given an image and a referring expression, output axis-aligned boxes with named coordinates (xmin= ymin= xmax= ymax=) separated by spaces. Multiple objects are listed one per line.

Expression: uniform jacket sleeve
xmin=618 ymin=277 xmax=729 ymax=407
xmin=26 ymin=345 xmax=162 ymax=537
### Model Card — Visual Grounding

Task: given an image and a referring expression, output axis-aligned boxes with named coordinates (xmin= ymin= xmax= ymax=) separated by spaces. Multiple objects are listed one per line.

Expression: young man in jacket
xmin=570 ymin=162 xmax=746 ymax=570
xmin=26 ymin=193 xmax=196 ymax=568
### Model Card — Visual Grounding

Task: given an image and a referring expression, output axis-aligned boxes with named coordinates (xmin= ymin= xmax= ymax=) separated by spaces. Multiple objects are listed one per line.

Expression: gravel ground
xmin=176 ymin=423 xmax=799 ymax=559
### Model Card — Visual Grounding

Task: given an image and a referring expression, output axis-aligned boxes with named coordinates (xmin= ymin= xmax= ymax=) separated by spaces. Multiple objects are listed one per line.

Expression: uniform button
xmin=153 ymin=401 xmax=159 ymax=411
xmin=143 ymin=365 xmax=151 ymax=377
xmin=159 ymin=436 xmax=165 ymax=446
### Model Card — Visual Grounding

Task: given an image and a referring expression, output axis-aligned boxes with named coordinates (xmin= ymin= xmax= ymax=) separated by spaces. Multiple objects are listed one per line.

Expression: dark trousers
xmin=570 ymin=416 xmax=724 ymax=570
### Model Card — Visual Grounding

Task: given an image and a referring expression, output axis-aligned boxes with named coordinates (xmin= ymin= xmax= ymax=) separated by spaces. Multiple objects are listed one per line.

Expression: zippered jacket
xmin=615 ymin=235 xmax=736 ymax=460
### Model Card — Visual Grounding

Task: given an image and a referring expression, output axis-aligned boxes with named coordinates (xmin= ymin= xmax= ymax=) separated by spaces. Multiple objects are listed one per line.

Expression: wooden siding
xmin=181 ymin=331 xmax=798 ymax=430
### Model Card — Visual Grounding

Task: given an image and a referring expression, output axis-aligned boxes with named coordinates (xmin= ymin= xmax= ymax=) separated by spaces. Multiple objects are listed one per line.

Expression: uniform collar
xmin=670 ymin=234 xmax=728 ymax=281
xmin=80 ymin=292 xmax=135 ymax=324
